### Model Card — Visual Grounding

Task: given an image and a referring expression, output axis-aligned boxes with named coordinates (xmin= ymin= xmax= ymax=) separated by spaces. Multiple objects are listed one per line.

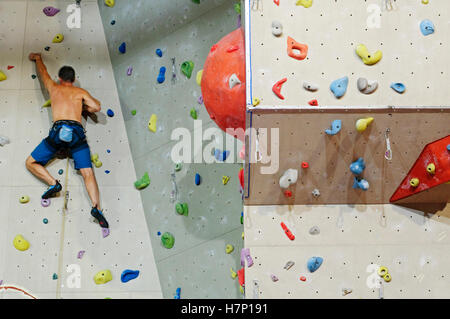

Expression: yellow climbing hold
xmin=239 ymin=285 xmax=244 ymax=294
xmin=296 ymin=0 xmax=313 ymax=8
xmin=196 ymin=70 xmax=203 ymax=86
xmin=105 ymin=0 xmax=115 ymax=7
xmin=230 ymin=268 xmax=237 ymax=279
xmin=91 ymin=153 xmax=102 ymax=168
xmin=241 ymin=232 xmax=244 ymax=240
xmin=355 ymin=117 xmax=374 ymax=133
xmin=148 ymin=114 xmax=157 ymax=133
xmin=13 ymin=235 xmax=30 ymax=251
xmin=426 ymin=163 xmax=436 ymax=175
xmin=0 ymin=70 xmax=7 ymax=82
xmin=19 ymin=195 xmax=30 ymax=204
xmin=225 ymin=244 xmax=234 ymax=254
xmin=42 ymin=99 xmax=51 ymax=108
xmin=356 ymin=44 xmax=382 ymax=65
xmin=94 ymin=270 xmax=113 ymax=284
xmin=222 ymin=175 xmax=230 ymax=185
xmin=422 ymin=0 xmax=429 ymax=4
xmin=52 ymin=34 xmax=64 ymax=43
xmin=410 ymin=178 xmax=420 ymax=187
xmin=252 ymin=97 xmax=260 ymax=107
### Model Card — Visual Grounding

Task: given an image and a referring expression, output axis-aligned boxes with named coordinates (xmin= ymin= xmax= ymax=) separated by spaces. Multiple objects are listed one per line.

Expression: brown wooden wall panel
xmin=244 ymin=109 xmax=450 ymax=205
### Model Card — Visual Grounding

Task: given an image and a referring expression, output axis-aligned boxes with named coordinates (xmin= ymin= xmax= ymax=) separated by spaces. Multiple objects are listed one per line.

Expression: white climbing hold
xmin=357 ymin=77 xmax=378 ymax=94
xmin=279 ymin=169 xmax=298 ymax=189
xmin=229 ymin=73 xmax=241 ymax=89
xmin=309 ymin=226 xmax=320 ymax=235
xmin=272 ymin=21 xmax=283 ymax=37
xmin=303 ymin=81 xmax=319 ymax=92
xmin=312 ymin=188 xmax=320 ymax=197
xmin=0 ymin=136 xmax=10 ymax=146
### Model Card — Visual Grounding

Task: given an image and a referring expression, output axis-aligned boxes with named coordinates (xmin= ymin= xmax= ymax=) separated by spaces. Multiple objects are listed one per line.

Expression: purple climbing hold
xmin=127 ymin=66 xmax=133 ymax=76
xmin=241 ymin=248 xmax=253 ymax=267
xmin=43 ymin=6 xmax=60 ymax=17
xmin=77 ymin=250 xmax=85 ymax=259
xmin=197 ymin=96 xmax=204 ymax=105
xmin=102 ymin=228 xmax=110 ymax=238
xmin=41 ymin=198 xmax=51 ymax=207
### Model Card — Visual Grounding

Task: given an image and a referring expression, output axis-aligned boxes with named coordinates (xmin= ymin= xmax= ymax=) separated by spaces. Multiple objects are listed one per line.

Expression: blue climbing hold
xmin=195 ymin=173 xmax=201 ymax=186
xmin=119 ymin=42 xmax=126 ymax=54
xmin=156 ymin=48 xmax=163 ymax=57
xmin=174 ymin=287 xmax=181 ymax=299
xmin=214 ymin=149 xmax=230 ymax=162
xmin=420 ymin=19 xmax=435 ymax=36
xmin=353 ymin=177 xmax=370 ymax=191
xmin=157 ymin=67 xmax=166 ymax=84
xmin=111 ymin=20 xmax=116 ymax=25
xmin=330 ymin=76 xmax=348 ymax=99
xmin=307 ymin=257 xmax=323 ymax=273
xmin=325 ymin=119 xmax=342 ymax=136
xmin=390 ymin=82 xmax=406 ymax=94
xmin=157 ymin=231 xmax=161 ymax=236
xmin=107 ymin=149 xmax=111 ymax=153
xmin=43 ymin=218 xmax=48 ymax=224
xmin=350 ymin=157 xmax=366 ymax=175
xmin=105 ymin=170 xmax=110 ymax=174
xmin=120 ymin=269 xmax=140 ymax=283
xmin=58 ymin=169 xmax=64 ymax=175
xmin=107 ymin=109 xmax=114 ymax=117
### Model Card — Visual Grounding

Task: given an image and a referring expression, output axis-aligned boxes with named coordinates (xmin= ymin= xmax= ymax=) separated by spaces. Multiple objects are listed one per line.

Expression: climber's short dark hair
xmin=58 ymin=66 xmax=75 ymax=83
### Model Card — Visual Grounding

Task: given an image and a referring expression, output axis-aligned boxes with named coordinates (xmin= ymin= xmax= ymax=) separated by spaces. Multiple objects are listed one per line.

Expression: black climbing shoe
xmin=91 ymin=207 xmax=109 ymax=229
xmin=42 ymin=181 xmax=62 ymax=199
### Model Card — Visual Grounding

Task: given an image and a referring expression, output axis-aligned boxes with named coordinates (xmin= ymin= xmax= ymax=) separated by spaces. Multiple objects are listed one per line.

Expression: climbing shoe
xmin=91 ymin=207 xmax=109 ymax=229
xmin=42 ymin=180 xmax=62 ymax=199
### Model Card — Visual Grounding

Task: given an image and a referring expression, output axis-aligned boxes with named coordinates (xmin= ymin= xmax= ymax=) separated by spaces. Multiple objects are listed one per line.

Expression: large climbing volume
xmin=390 ymin=135 xmax=450 ymax=202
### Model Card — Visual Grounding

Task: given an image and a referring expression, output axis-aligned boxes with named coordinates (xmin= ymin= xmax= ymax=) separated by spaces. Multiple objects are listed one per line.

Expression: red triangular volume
xmin=390 ymin=135 xmax=450 ymax=202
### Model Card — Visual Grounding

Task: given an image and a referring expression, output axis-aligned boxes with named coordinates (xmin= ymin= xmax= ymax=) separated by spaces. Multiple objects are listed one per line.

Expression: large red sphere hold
xmin=201 ymin=28 xmax=246 ymax=141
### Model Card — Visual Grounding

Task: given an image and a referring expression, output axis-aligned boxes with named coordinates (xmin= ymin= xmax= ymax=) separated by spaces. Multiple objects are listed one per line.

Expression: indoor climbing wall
xmin=243 ymin=0 xmax=450 ymax=298
xmin=0 ymin=0 xmax=161 ymax=299
xmin=98 ymin=0 xmax=245 ymax=298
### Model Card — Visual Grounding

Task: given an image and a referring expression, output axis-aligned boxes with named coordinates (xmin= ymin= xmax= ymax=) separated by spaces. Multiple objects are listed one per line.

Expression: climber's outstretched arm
xmin=29 ymin=53 xmax=56 ymax=93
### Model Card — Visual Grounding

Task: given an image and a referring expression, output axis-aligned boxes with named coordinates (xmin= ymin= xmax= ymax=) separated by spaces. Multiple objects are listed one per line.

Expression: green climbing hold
xmin=175 ymin=163 xmax=182 ymax=171
xmin=192 ymin=0 xmax=200 ymax=3
xmin=181 ymin=61 xmax=194 ymax=79
xmin=175 ymin=203 xmax=189 ymax=216
xmin=190 ymin=108 xmax=198 ymax=120
xmin=234 ymin=3 xmax=241 ymax=14
xmin=134 ymin=172 xmax=150 ymax=190
xmin=161 ymin=232 xmax=175 ymax=249
xmin=131 ymin=110 xmax=136 ymax=116
xmin=52 ymin=273 xmax=58 ymax=280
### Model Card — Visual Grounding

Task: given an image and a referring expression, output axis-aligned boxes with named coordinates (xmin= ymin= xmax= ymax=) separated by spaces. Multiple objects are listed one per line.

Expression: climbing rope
xmin=55 ymin=158 xmax=70 ymax=299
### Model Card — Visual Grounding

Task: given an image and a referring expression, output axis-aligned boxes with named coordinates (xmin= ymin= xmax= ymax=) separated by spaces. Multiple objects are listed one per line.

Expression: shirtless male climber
xmin=26 ymin=53 xmax=109 ymax=229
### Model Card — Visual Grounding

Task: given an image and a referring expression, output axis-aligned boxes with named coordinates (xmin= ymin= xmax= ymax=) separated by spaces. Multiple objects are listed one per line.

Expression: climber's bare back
xmin=50 ymin=85 xmax=86 ymax=123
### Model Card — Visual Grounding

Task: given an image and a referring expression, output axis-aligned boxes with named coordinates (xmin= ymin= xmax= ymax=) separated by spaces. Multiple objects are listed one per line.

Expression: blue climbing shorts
xmin=31 ymin=120 xmax=92 ymax=170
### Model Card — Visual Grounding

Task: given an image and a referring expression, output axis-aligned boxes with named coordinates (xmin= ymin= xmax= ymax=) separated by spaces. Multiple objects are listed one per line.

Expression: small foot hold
xmin=296 ymin=0 xmax=313 ymax=8
xmin=52 ymin=34 xmax=64 ymax=43
xmin=43 ymin=7 xmax=60 ymax=16
xmin=271 ymin=21 xmax=283 ymax=37
xmin=390 ymin=82 xmax=405 ymax=94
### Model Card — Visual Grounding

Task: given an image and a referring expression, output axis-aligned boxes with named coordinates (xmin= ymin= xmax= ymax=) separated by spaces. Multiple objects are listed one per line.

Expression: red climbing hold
xmin=302 ymin=161 xmax=309 ymax=169
xmin=7 ymin=66 xmax=14 ymax=70
xmin=308 ymin=99 xmax=318 ymax=106
xmin=300 ymin=276 xmax=306 ymax=282
xmin=274 ymin=0 xmax=280 ymax=6
xmin=287 ymin=36 xmax=308 ymax=61
xmin=390 ymin=135 xmax=450 ymax=202
xmin=237 ymin=268 xmax=245 ymax=286
xmin=272 ymin=78 xmax=287 ymax=100
xmin=202 ymin=29 xmax=246 ymax=141
xmin=238 ymin=167 xmax=245 ymax=190
xmin=284 ymin=190 xmax=292 ymax=197
xmin=227 ymin=45 xmax=239 ymax=53
xmin=281 ymin=222 xmax=295 ymax=240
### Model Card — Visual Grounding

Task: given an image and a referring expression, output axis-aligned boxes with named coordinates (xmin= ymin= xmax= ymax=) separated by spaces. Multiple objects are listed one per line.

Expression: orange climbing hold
xmin=227 ymin=45 xmax=239 ymax=53
xmin=390 ymin=135 xmax=450 ymax=202
xmin=274 ymin=0 xmax=280 ymax=6
xmin=287 ymin=36 xmax=308 ymax=61
xmin=202 ymin=29 xmax=245 ymax=141
xmin=272 ymin=78 xmax=287 ymax=100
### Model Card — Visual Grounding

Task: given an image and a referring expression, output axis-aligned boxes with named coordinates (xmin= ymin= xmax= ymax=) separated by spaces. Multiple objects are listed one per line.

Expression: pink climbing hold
xmin=43 ymin=6 xmax=60 ymax=16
